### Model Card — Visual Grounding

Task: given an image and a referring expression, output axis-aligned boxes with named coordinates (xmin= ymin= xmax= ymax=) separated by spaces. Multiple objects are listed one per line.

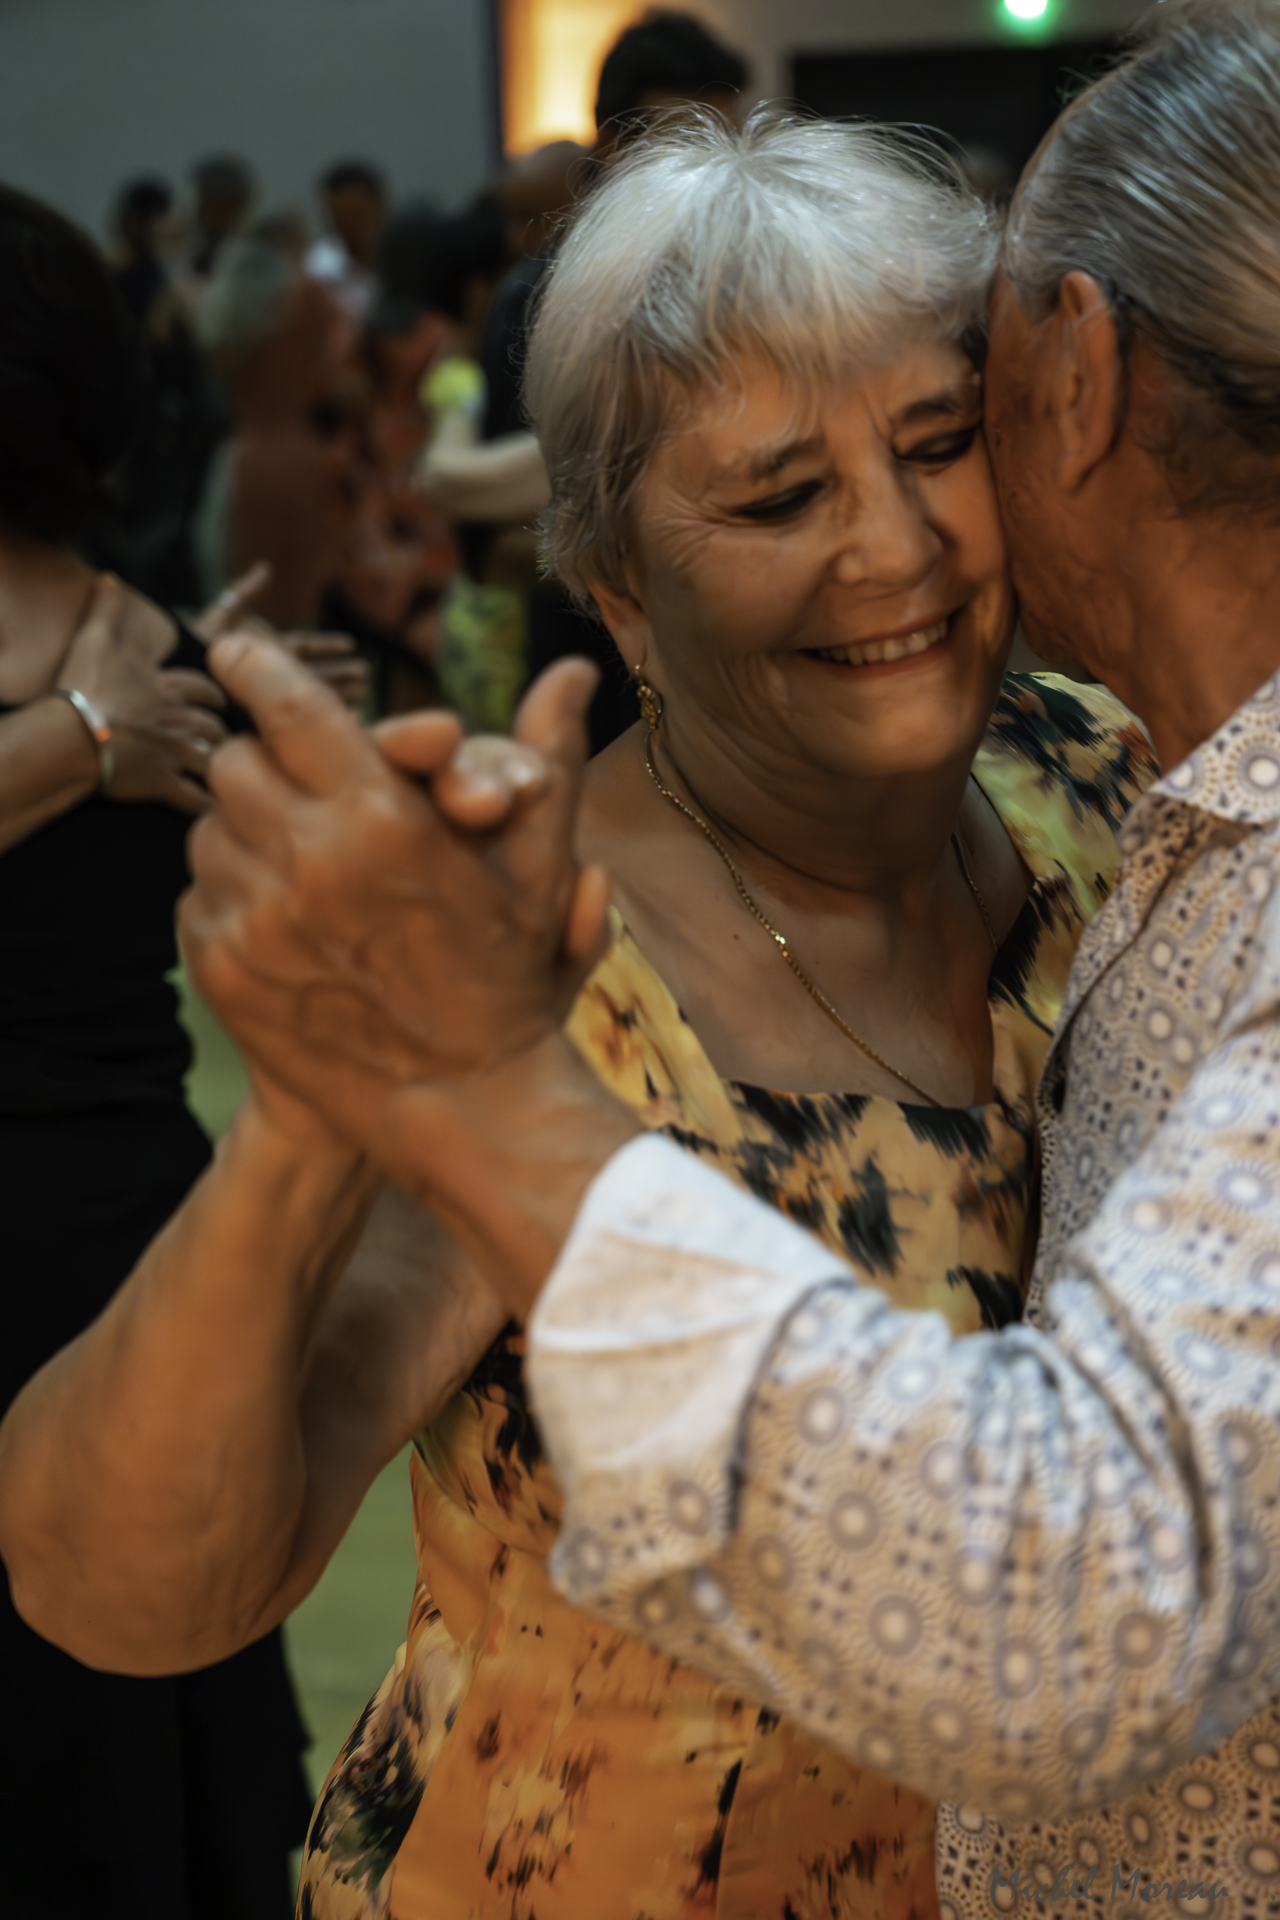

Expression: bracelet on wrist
xmin=55 ymin=685 xmax=115 ymax=791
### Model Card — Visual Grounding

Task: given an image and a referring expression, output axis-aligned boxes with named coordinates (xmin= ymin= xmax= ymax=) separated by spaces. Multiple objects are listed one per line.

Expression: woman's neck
xmin=582 ymin=714 xmax=1021 ymax=1104
xmin=650 ymin=711 xmax=978 ymax=915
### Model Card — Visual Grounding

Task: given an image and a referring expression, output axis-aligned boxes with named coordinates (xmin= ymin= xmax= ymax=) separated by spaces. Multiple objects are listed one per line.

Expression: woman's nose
xmin=829 ymin=472 xmax=939 ymax=592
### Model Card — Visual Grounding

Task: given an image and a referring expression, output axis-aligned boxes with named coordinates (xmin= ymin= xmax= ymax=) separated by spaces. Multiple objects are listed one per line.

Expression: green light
xmin=1004 ymin=0 xmax=1049 ymax=16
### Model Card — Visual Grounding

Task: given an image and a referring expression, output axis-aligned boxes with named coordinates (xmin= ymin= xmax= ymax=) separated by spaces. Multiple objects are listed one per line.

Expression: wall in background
xmin=501 ymin=0 xmax=1151 ymax=150
xmin=504 ymin=0 xmax=636 ymax=151
xmin=0 ymin=0 xmax=497 ymax=239
xmin=0 ymin=0 xmax=1160 ymax=236
xmin=725 ymin=0 xmax=1151 ymax=98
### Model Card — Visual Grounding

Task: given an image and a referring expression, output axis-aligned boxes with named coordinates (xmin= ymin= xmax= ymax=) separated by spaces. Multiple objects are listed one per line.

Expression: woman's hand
xmin=182 ymin=635 xmax=635 ymax=1312
xmin=182 ymin=637 xmax=608 ymax=1146
xmin=58 ymin=575 xmax=227 ymax=814
xmin=194 ymin=561 xmax=371 ymax=710
xmin=274 ymin=630 xmax=370 ymax=709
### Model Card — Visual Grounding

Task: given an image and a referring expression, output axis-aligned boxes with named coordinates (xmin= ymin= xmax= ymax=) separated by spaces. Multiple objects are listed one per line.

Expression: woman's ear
xmin=584 ymin=572 xmax=653 ymax=677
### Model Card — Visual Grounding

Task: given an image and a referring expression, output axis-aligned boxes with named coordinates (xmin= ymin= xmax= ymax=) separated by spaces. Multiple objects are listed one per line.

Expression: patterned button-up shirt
xmin=526 ymin=670 xmax=1280 ymax=1919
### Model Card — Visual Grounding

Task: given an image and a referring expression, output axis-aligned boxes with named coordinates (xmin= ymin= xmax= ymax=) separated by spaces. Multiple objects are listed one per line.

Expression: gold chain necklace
xmin=641 ymin=728 xmax=999 ymax=1109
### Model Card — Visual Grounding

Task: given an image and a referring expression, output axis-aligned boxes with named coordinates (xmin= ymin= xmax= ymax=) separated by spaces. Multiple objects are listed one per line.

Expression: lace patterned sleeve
xmin=527 ymin=1015 xmax=1280 ymax=1818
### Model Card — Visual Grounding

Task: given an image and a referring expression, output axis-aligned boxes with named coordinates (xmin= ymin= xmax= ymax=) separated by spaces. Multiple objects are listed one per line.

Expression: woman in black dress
xmin=0 ymin=186 xmax=312 ymax=1920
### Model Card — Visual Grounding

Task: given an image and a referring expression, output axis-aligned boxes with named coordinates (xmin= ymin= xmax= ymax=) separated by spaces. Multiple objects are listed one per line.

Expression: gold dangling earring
xmin=633 ymin=665 xmax=664 ymax=734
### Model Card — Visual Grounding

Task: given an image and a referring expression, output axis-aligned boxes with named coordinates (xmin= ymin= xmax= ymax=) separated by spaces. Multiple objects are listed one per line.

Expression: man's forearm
xmin=0 ymin=1102 xmax=377 ymax=1674
xmin=525 ymin=1038 xmax=1280 ymax=1818
xmin=378 ymin=1033 xmax=641 ymax=1317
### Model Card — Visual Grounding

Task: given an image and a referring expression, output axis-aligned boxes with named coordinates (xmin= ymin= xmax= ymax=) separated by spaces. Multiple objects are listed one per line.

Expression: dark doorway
xmin=791 ymin=39 xmax=1119 ymax=191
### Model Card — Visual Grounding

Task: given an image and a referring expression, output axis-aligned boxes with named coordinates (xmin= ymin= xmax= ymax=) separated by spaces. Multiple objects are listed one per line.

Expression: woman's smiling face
xmin=596 ymin=338 xmax=1016 ymax=787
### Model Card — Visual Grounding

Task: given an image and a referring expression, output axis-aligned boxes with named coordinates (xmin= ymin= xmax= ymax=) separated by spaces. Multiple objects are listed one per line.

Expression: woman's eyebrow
xmin=724 ymin=434 xmax=825 ymax=484
xmin=893 ymin=382 xmax=983 ymax=429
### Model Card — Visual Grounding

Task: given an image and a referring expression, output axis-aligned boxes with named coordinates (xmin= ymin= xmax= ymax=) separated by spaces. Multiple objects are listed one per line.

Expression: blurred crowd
xmin=85 ymin=8 xmax=750 ymax=747
xmin=0 ymin=13 xmax=753 ymax=1920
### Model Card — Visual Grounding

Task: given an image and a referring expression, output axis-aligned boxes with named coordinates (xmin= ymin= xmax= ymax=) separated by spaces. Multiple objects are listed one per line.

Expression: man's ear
xmin=585 ymin=571 xmax=653 ymax=677
xmin=1052 ymin=270 xmax=1127 ymax=491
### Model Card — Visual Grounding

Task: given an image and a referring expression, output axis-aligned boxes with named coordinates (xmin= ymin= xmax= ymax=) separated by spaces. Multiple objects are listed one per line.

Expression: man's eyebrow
xmin=893 ymin=381 xmax=983 ymax=429
xmin=712 ymin=434 xmax=826 ymax=486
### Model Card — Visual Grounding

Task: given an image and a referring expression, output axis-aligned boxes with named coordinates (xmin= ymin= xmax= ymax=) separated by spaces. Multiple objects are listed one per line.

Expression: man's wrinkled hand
xmin=180 ymin=637 xmax=608 ymax=1174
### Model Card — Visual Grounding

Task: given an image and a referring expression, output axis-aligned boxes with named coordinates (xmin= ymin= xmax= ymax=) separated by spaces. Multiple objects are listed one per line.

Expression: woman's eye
xmin=899 ymin=425 xmax=981 ymax=468
xmin=733 ymin=481 xmax=824 ymax=523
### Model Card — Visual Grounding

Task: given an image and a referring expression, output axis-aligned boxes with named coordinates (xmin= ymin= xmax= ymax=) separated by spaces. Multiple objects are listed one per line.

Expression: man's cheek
xmin=984 ymin=411 xmax=1018 ymax=499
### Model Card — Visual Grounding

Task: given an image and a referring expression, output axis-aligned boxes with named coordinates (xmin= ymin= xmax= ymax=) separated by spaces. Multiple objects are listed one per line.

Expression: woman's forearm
xmin=280 ymin=1183 xmax=511 ymax=1614
xmin=0 ymin=694 xmax=100 ymax=852
xmin=0 ymin=1100 xmax=378 ymax=1674
xmin=419 ymin=432 xmax=551 ymax=524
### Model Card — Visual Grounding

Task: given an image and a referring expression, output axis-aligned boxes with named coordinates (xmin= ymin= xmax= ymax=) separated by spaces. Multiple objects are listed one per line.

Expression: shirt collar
xmin=1151 ymin=666 xmax=1280 ymax=825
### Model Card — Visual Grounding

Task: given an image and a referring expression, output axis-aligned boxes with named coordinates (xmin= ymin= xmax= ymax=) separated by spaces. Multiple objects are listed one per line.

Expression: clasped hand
xmin=181 ymin=635 xmax=611 ymax=1178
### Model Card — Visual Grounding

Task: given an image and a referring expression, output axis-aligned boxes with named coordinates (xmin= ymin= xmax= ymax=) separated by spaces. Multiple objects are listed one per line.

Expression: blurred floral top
xmin=298 ymin=674 xmax=1157 ymax=1920
xmin=419 ymin=353 xmax=526 ymax=736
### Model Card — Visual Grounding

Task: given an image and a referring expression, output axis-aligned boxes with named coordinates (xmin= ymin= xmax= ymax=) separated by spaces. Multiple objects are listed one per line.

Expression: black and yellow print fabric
xmin=299 ymin=675 xmax=1157 ymax=1920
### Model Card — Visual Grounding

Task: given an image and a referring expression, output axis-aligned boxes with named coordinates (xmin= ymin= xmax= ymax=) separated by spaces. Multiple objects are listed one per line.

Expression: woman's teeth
xmin=808 ymin=619 xmax=949 ymax=667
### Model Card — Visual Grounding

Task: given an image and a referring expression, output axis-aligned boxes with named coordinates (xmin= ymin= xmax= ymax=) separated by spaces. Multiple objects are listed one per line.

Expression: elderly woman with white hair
xmin=0 ymin=113 xmax=1156 ymax=1920
xmin=290 ymin=115 xmax=1149 ymax=1916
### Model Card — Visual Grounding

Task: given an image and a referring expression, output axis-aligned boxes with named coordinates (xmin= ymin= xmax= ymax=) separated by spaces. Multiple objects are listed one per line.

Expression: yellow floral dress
xmin=299 ymin=675 xmax=1157 ymax=1920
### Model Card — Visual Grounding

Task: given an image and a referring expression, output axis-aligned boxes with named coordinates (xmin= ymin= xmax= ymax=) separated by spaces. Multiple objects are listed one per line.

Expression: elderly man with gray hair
xmin=7 ymin=2 xmax=1280 ymax=1915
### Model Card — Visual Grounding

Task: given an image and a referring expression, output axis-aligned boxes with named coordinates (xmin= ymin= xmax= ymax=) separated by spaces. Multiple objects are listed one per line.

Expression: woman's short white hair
xmin=525 ymin=109 xmax=1000 ymax=600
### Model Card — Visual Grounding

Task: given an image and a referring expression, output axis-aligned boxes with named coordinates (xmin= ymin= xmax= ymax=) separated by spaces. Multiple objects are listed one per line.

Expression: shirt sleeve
xmin=526 ymin=1028 xmax=1280 ymax=1821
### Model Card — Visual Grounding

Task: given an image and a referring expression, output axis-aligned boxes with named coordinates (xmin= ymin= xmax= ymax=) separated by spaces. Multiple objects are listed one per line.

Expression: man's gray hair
xmin=1003 ymin=0 xmax=1280 ymax=506
xmin=525 ymin=110 xmax=999 ymax=600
